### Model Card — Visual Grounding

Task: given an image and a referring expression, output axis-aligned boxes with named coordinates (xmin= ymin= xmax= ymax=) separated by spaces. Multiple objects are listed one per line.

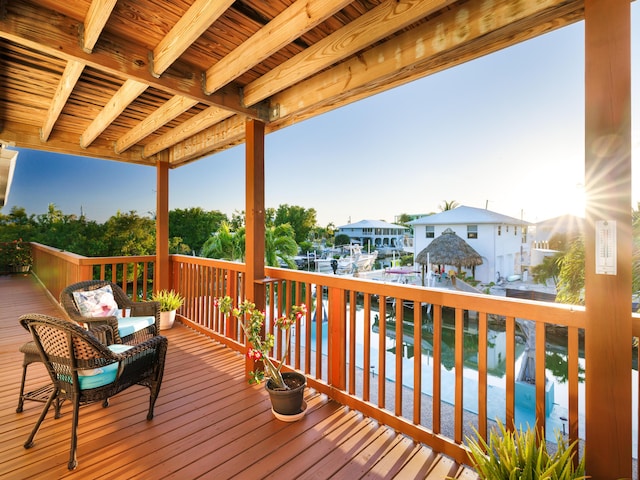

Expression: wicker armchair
xmin=20 ymin=313 xmax=168 ymax=470
xmin=60 ymin=280 xmax=160 ymax=345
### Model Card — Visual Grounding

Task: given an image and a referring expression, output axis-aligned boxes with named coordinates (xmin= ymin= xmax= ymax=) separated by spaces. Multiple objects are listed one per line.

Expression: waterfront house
xmin=410 ymin=205 xmax=531 ymax=284
xmin=335 ymin=219 xmax=408 ymax=254
xmin=0 ymin=2 xmax=634 ymax=478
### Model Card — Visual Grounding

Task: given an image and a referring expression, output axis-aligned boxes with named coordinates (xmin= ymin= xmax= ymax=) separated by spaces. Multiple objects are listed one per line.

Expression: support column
xmin=245 ymin=118 xmax=266 ymax=378
xmin=156 ymin=159 xmax=170 ymax=292
xmin=584 ymin=2 xmax=631 ymax=477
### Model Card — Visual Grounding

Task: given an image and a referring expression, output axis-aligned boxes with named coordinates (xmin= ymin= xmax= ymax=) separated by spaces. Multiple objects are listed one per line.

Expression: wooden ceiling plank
xmin=152 ymin=0 xmax=235 ymax=77
xmin=271 ymin=0 xmax=580 ymax=119
xmin=242 ymin=0 xmax=457 ymax=107
xmin=40 ymin=59 xmax=85 ymax=142
xmin=143 ymin=106 xmax=234 ymax=157
xmin=80 ymin=79 xmax=148 ymax=148
xmin=115 ymin=95 xmax=199 ymax=154
xmin=204 ymin=0 xmax=353 ymax=95
xmin=0 ymin=1 xmax=262 ymax=119
xmin=83 ymin=0 xmax=118 ymax=53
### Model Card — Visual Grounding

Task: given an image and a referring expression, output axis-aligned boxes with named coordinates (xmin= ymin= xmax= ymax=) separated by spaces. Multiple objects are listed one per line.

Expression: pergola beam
xmin=204 ymin=0 xmax=353 ymax=95
xmin=82 ymin=0 xmax=117 ymax=53
xmin=152 ymin=0 xmax=235 ymax=77
xmin=0 ymin=2 xmax=259 ymax=118
xmin=40 ymin=60 xmax=85 ymax=142
xmin=80 ymin=79 xmax=149 ymax=148
xmin=242 ymin=0 xmax=457 ymax=107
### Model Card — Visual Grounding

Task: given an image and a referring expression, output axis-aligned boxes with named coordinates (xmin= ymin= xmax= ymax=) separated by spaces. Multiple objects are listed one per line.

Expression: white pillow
xmin=72 ymin=285 xmax=119 ymax=318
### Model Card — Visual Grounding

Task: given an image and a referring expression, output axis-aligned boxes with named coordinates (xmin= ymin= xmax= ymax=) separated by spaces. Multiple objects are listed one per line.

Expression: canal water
xmin=301 ymin=299 xmax=629 ymax=448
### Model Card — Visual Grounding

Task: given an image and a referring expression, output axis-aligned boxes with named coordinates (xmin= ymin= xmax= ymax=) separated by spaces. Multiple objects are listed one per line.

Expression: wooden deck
xmin=0 ymin=274 xmax=478 ymax=479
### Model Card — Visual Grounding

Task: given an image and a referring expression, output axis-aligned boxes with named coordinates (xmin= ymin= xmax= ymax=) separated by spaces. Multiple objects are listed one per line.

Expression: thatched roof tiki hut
xmin=415 ymin=228 xmax=483 ymax=283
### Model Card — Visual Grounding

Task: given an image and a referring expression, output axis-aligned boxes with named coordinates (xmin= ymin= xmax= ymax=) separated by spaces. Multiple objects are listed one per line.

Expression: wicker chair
xmin=20 ymin=313 xmax=168 ymax=470
xmin=60 ymin=280 xmax=160 ymax=345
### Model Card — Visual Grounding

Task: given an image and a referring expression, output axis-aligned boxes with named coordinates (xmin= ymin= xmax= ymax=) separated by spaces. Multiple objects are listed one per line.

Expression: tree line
xmin=0 ymin=203 xmax=336 ymax=268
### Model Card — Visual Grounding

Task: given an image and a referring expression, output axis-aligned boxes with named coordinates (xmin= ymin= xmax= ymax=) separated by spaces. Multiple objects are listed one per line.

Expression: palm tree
xmin=265 ymin=224 xmax=298 ymax=268
xmin=201 ymin=222 xmax=238 ymax=260
xmin=439 ymin=200 xmax=460 ymax=212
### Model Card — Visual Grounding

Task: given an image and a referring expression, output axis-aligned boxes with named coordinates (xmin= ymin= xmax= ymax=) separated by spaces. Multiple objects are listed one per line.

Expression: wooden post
xmin=156 ymin=158 xmax=170 ymax=292
xmin=584 ymin=2 xmax=631 ymax=478
xmin=245 ymin=119 xmax=266 ymax=377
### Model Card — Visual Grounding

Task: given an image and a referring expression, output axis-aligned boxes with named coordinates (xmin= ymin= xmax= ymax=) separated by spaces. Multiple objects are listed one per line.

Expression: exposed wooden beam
xmin=143 ymin=106 xmax=234 ymax=158
xmin=152 ymin=0 xmax=234 ymax=77
xmin=204 ymin=0 xmax=353 ymax=95
xmin=82 ymin=0 xmax=117 ymax=53
xmin=270 ymin=0 xmax=583 ymax=120
xmin=242 ymin=0 xmax=456 ymax=107
xmin=169 ymin=115 xmax=246 ymax=165
xmin=115 ymin=95 xmax=199 ymax=154
xmin=0 ymin=2 xmax=261 ymax=119
xmin=1 ymin=119 xmax=157 ymax=165
xmin=177 ymin=0 xmax=582 ymax=158
xmin=80 ymin=79 xmax=148 ymax=148
xmin=40 ymin=60 xmax=85 ymax=142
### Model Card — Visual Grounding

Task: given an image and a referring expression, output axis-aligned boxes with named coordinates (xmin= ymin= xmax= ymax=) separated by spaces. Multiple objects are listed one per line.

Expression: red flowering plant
xmin=215 ymin=296 xmax=306 ymax=389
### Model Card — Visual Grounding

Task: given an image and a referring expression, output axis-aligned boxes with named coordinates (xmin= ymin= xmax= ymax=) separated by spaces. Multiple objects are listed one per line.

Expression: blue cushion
xmin=117 ymin=316 xmax=155 ymax=338
xmin=76 ymin=344 xmax=133 ymax=390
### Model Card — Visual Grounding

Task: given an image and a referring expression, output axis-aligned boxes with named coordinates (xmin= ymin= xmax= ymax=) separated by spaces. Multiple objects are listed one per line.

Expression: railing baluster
xmin=535 ymin=319 xmax=546 ymax=437
xmin=433 ymin=304 xmax=442 ymax=435
xmin=477 ymin=311 xmax=488 ymax=442
xmin=413 ymin=300 xmax=421 ymax=425
xmin=454 ymin=307 xmax=464 ymax=444
xmin=395 ymin=296 xmax=403 ymax=417
xmin=506 ymin=315 xmax=516 ymax=430
xmin=378 ymin=297 xmax=387 ymax=410
xmin=362 ymin=293 xmax=370 ymax=401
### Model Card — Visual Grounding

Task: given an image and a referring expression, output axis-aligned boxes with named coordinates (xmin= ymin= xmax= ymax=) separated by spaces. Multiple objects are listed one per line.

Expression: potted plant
xmin=1 ymin=239 xmax=33 ymax=273
xmin=215 ymin=295 xmax=307 ymax=418
xmin=151 ymin=289 xmax=184 ymax=330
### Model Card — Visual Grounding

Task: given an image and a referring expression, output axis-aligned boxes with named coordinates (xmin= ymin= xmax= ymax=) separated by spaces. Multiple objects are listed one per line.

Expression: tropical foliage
xmin=463 ymin=420 xmax=586 ymax=480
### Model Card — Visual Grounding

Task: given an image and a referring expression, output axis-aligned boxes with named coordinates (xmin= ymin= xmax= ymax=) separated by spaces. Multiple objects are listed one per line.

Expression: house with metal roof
xmin=410 ymin=205 xmax=531 ymax=284
xmin=335 ymin=219 xmax=408 ymax=253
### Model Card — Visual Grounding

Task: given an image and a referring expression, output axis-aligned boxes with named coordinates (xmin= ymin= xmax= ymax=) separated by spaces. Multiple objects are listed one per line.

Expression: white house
xmin=409 ymin=205 xmax=531 ymax=284
xmin=335 ymin=219 xmax=408 ymax=251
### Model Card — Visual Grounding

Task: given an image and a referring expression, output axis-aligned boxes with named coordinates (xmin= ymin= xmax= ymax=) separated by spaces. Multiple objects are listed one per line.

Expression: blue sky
xmin=4 ymin=8 xmax=640 ymax=227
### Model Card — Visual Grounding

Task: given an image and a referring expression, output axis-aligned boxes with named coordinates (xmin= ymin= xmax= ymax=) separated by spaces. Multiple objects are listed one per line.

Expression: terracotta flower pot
xmin=265 ymin=372 xmax=306 ymax=415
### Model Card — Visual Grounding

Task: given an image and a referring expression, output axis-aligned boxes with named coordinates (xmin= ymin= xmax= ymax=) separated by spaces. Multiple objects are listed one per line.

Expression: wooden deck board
xmin=0 ymin=274 xmax=479 ymax=479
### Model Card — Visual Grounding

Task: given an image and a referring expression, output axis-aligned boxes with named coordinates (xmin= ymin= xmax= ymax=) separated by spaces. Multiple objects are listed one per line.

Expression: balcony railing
xmin=30 ymin=242 xmax=640 ymax=472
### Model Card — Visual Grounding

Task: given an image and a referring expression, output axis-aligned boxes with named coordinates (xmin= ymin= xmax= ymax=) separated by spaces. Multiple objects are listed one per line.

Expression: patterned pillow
xmin=73 ymin=285 xmax=119 ymax=318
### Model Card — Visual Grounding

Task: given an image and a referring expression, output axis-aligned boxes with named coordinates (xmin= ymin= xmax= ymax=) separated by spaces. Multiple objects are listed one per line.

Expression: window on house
xmin=426 ymin=226 xmax=434 ymax=238
xmin=498 ymin=226 xmax=501 ymax=236
xmin=514 ymin=226 xmax=518 ymax=235
xmin=467 ymin=225 xmax=478 ymax=239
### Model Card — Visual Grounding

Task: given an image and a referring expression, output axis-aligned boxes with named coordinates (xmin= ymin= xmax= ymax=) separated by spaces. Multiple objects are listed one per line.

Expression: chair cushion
xmin=76 ymin=344 xmax=133 ymax=390
xmin=72 ymin=285 xmax=119 ymax=318
xmin=117 ymin=316 xmax=155 ymax=338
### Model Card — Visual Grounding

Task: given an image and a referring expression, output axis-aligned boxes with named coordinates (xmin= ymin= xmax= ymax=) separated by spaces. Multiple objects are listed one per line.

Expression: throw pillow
xmin=73 ymin=285 xmax=119 ymax=318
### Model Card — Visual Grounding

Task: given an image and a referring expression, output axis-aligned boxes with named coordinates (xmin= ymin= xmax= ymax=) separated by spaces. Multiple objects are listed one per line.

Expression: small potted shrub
xmin=151 ymin=289 xmax=184 ymax=330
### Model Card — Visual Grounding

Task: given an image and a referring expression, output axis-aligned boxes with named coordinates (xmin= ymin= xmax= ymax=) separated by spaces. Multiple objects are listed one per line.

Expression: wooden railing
xmin=30 ymin=246 xmax=640 ymax=471
xmin=31 ymin=243 xmax=156 ymax=301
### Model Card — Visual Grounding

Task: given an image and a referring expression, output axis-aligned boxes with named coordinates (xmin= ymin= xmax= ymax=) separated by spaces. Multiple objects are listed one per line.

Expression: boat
xmin=315 ymin=244 xmax=378 ymax=274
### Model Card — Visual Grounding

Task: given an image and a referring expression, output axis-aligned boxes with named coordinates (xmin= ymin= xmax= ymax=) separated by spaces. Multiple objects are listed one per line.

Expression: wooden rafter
xmin=0 ymin=2 xmax=259 ymax=118
xmin=242 ymin=0 xmax=457 ymax=107
xmin=80 ymin=79 xmax=148 ymax=148
xmin=115 ymin=96 xmax=199 ymax=154
xmin=82 ymin=0 xmax=117 ymax=53
xmin=143 ymin=107 xmax=234 ymax=158
xmin=270 ymin=0 xmax=583 ymax=121
xmin=203 ymin=0 xmax=353 ymax=95
xmin=152 ymin=0 xmax=235 ymax=77
xmin=40 ymin=60 xmax=85 ymax=142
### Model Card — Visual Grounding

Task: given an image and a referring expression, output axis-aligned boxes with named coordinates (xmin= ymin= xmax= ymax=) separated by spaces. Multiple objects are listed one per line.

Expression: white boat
xmin=315 ymin=245 xmax=378 ymax=274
